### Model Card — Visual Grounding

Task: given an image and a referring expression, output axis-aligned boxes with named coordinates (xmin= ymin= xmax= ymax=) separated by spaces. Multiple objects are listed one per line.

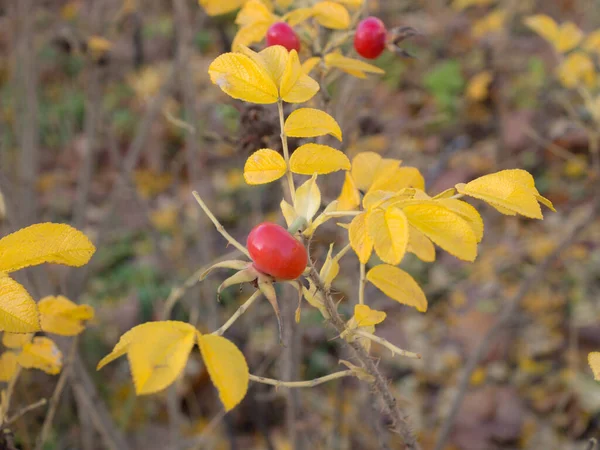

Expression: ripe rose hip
xmin=266 ymin=22 xmax=301 ymax=52
xmin=247 ymin=222 xmax=307 ymax=280
xmin=354 ymin=17 xmax=387 ymax=59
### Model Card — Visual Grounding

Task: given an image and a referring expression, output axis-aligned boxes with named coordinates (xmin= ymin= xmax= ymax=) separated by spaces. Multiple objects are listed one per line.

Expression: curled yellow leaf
xmin=294 ymin=174 xmax=321 ymax=223
xmin=244 ymin=149 xmax=287 ymax=185
xmin=39 ymin=295 xmax=94 ymax=336
xmin=367 ymin=264 xmax=427 ymax=312
xmin=354 ymin=304 xmax=386 ymax=327
xmin=284 ymin=108 xmax=342 ymax=141
xmin=324 ymin=53 xmax=385 ymax=78
xmin=337 ymin=172 xmax=361 ymax=211
xmin=18 ymin=337 xmax=63 ymax=375
xmin=289 ymin=144 xmax=350 ymax=175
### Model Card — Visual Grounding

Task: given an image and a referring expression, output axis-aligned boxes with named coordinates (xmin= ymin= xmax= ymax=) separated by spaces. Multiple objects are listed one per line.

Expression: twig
xmin=4 ymin=399 xmax=46 ymax=426
xmin=433 ymin=197 xmax=600 ymax=450
xmin=354 ymin=330 xmax=421 ymax=359
xmin=358 ymin=263 xmax=366 ymax=305
xmin=277 ymin=99 xmax=296 ymax=203
xmin=1 ymin=367 xmax=22 ymax=423
xmin=586 ymin=438 xmax=598 ymax=450
xmin=212 ymin=290 xmax=262 ymax=336
xmin=249 ymin=371 xmax=353 ymax=388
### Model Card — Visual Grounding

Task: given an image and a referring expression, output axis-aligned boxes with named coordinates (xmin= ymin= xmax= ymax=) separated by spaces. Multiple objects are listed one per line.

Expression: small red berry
xmin=354 ymin=17 xmax=387 ymax=59
xmin=266 ymin=22 xmax=301 ymax=52
xmin=247 ymin=222 xmax=307 ymax=280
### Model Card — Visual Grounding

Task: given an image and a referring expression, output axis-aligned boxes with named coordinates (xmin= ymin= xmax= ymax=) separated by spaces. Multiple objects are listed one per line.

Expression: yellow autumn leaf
xmin=289 ymin=144 xmax=351 ymax=175
xmin=436 ymin=198 xmax=484 ymax=242
xmin=456 ymin=169 xmax=552 ymax=219
xmin=354 ymin=304 xmax=386 ymax=327
xmin=312 ymin=1 xmax=350 ymax=29
xmin=320 ymin=245 xmax=340 ymax=288
xmin=280 ymin=50 xmax=320 ymax=103
xmin=557 ymin=51 xmax=596 ymax=88
xmin=467 ymin=71 xmax=493 ymax=101
xmin=233 ymin=22 xmax=272 ymax=50
xmin=39 ymin=296 xmax=94 ymax=336
xmin=2 ymin=332 xmax=32 ymax=349
xmin=0 ymin=223 xmax=95 ymax=273
xmin=524 ymin=15 xmax=559 ymax=43
xmin=284 ymin=108 xmax=342 ymax=141
xmin=87 ymin=36 xmax=112 ymax=57
xmin=324 ymin=53 xmax=385 ymax=78
xmin=198 ymin=334 xmax=249 ymax=411
xmin=367 ymin=208 xmax=409 ymax=265
xmin=525 ymin=15 xmax=583 ymax=53
xmin=407 ymin=225 xmax=436 ymax=262
xmin=0 ymin=351 xmax=19 ymax=381
xmin=366 ymin=264 xmax=427 ymax=312
xmin=199 ymin=0 xmax=245 ymax=16
xmin=283 ymin=7 xmax=314 ymax=26
xmin=366 ymin=159 xmax=402 ymax=193
xmin=584 ymin=30 xmax=600 ymax=54
xmin=337 ymin=172 xmax=361 ymax=211
xmin=280 ymin=199 xmax=297 ymax=227
xmin=402 ymin=203 xmax=478 ymax=261
xmin=589 ymin=352 xmax=600 ymax=380
xmin=208 ymin=53 xmax=279 ymax=104
xmin=302 ymin=57 xmax=321 ymax=75
xmin=235 ymin=0 xmax=273 ymax=25
xmin=244 ymin=149 xmax=287 ymax=184
xmin=472 ymin=9 xmax=506 ymax=38
xmin=18 ymin=337 xmax=63 ymax=375
xmin=0 ymin=274 xmax=40 ymax=333
xmin=294 ymin=174 xmax=321 ymax=223
xmin=97 ymin=321 xmax=197 ymax=395
xmin=351 ymin=152 xmax=382 ymax=191
xmin=349 ymin=212 xmax=373 ymax=264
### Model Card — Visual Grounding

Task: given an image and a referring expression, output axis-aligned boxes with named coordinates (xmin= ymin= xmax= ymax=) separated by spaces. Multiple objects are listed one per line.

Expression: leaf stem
xmin=192 ymin=191 xmax=250 ymax=258
xmin=335 ymin=243 xmax=352 ymax=262
xmin=354 ymin=329 xmax=421 ymax=359
xmin=249 ymin=370 xmax=353 ymax=388
xmin=277 ymin=99 xmax=296 ymax=203
xmin=324 ymin=210 xmax=361 ymax=217
xmin=212 ymin=290 xmax=261 ymax=336
xmin=358 ymin=263 xmax=366 ymax=305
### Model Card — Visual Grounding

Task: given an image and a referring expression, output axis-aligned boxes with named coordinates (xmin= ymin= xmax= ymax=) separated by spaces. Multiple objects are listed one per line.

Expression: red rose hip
xmin=266 ymin=22 xmax=301 ymax=52
xmin=247 ymin=222 xmax=307 ymax=280
xmin=354 ymin=17 xmax=387 ymax=59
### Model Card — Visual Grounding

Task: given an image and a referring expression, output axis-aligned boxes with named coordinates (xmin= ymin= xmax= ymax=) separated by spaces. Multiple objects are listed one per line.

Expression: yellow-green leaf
xmin=244 ymin=149 xmax=287 ymax=184
xmin=208 ymin=53 xmax=279 ymax=104
xmin=402 ymin=203 xmax=477 ymax=261
xmin=367 ymin=264 xmax=427 ymax=312
xmin=589 ymin=352 xmax=600 ymax=380
xmin=455 ymin=169 xmax=548 ymax=219
xmin=294 ymin=174 xmax=321 ymax=223
xmin=290 ymin=144 xmax=350 ymax=175
xmin=436 ymin=198 xmax=484 ymax=242
xmin=349 ymin=212 xmax=373 ymax=264
xmin=352 ymin=152 xmax=382 ymax=191
xmin=0 ymin=223 xmax=95 ymax=273
xmin=39 ymin=295 xmax=94 ymax=336
xmin=198 ymin=334 xmax=249 ymax=411
xmin=0 ymin=351 xmax=19 ymax=382
xmin=199 ymin=0 xmax=245 ymax=16
xmin=354 ymin=304 xmax=386 ymax=327
xmin=0 ymin=274 xmax=40 ymax=333
xmin=312 ymin=1 xmax=350 ymax=29
xmin=407 ymin=225 xmax=436 ymax=262
xmin=2 ymin=332 xmax=32 ymax=349
xmin=17 ymin=337 xmax=63 ymax=375
xmin=284 ymin=108 xmax=342 ymax=141
xmin=324 ymin=53 xmax=385 ymax=78
xmin=367 ymin=207 xmax=408 ymax=265
xmin=337 ymin=172 xmax=361 ymax=211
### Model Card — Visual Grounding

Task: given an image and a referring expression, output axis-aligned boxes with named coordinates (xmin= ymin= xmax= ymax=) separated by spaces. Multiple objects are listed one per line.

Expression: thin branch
xmin=358 ymin=263 xmax=366 ymax=305
xmin=249 ymin=371 xmax=353 ymax=388
xmin=0 ymin=367 xmax=22 ymax=423
xmin=212 ymin=290 xmax=262 ymax=336
xmin=354 ymin=330 xmax=421 ymax=359
xmin=277 ymin=99 xmax=296 ymax=203
xmin=433 ymin=197 xmax=600 ymax=450
xmin=4 ymin=399 xmax=46 ymax=426
xmin=192 ymin=191 xmax=250 ymax=257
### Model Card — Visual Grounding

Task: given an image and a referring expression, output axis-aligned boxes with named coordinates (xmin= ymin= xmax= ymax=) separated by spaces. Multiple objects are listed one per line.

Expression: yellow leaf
xmin=337 ymin=172 xmax=361 ymax=211
xmin=2 ymin=332 xmax=32 ymax=349
xmin=351 ymin=152 xmax=382 ymax=191
xmin=467 ymin=71 xmax=493 ymax=101
xmin=235 ymin=0 xmax=273 ymax=25
xmin=284 ymin=108 xmax=342 ymax=141
xmin=320 ymin=245 xmax=340 ymax=288
xmin=283 ymin=8 xmax=314 ymax=26
xmin=87 ymin=36 xmax=112 ymax=56
xmin=0 ymin=223 xmax=95 ymax=273
xmin=366 ymin=264 xmax=427 ymax=312
xmin=354 ymin=304 xmax=386 ymax=327
xmin=324 ymin=53 xmax=385 ymax=78
xmin=557 ymin=51 xmax=596 ymax=88
xmin=305 ymin=200 xmax=339 ymax=235
xmin=524 ymin=15 xmax=559 ymax=43
xmin=312 ymin=1 xmax=350 ymax=29
xmin=584 ymin=30 xmax=600 ymax=54
xmin=97 ymin=321 xmax=197 ymax=395
xmin=402 ymin=203 xmax=478 ymax=261
xmin=0 ymin=351 xmax=18 ymax=381
xmin=367 ymin=208 xmax=408 ymax=265
xmin=208 ymin=53 xmax=279 ymax=104
xmin=198 ymin=334 xmax=249 ymax=411
xmin=39 ymin=296 xmax=94 ymax=336
xmin=367 ymin=159 xmax=402 ymax=193
xmin=455 ymin=169 xmax=550 ymax=219
xmin=0 ymin=274 xmax=40 ymax=333
xmin=18 ymin=337 xmax=62 ymax=375
xmin=302 ymin=57 xmax=321 ymax=74
xmin=294 ymin=174 xmax=321 ymax=223
xmin=349 ymin=213 xmax=373 ymax=264
xmin=472 ymin=9 xmax=506 ymax=38
xmin=302 ymin=281 xmax=329 ymax=318
xmin=233 ymin=22 xmax=272 ymax=50
xmin=280 ymin=199 xmax=297 ymax=227
xmin=290 ymin=144 xmax=350 ymax=175
xmin=280 ymin=50 xmax=320 ymax=103
xmin=452 ymin=0 xmax=492 ymax=10
xmin=253 ymin=45 xmax=288 ymax=84
xmin=525 ymin=15 xmax=583 ymax=53
xmin=589 ymin=352 xmax=600 ymax=380
xmin=436 ymin=199 xmax=484 ymax=242
xmin=199 ymin=0 xmax=245 ymax=16
xmin=407 ymin=225 xmax=436 ymax=262
xmin=244 ymin=149 xmax=287 ymax=184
